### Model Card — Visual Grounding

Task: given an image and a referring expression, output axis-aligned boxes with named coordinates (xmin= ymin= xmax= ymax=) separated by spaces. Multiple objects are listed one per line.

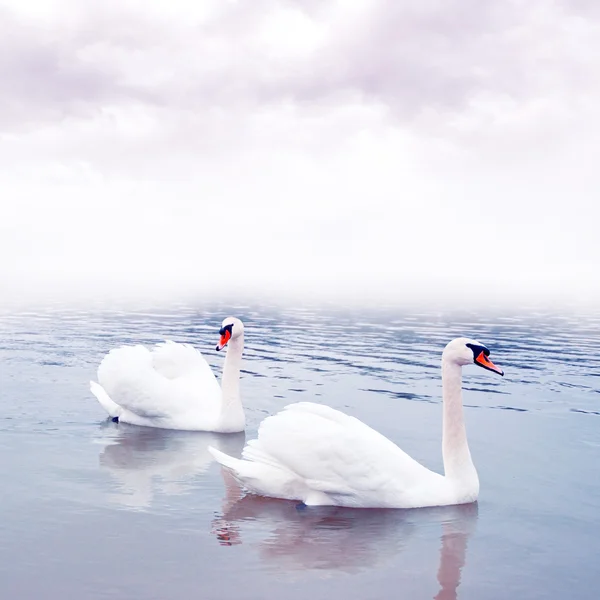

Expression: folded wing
xmin=96 ymin=341 xmax=221 ymax=420
xmin=211 ymin=402 xmax=442 ymax=508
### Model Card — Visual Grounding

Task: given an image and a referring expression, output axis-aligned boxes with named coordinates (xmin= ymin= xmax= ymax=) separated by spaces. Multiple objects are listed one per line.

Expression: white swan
xmin=209 ymin=337 xmax=504 ymax=508
xmin=89 ymin=317 xmax=246 ymax=432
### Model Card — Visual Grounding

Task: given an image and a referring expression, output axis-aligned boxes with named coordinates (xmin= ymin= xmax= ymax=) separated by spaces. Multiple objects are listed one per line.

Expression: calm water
xmin=1 ymin=303 xmax=599 ymax=599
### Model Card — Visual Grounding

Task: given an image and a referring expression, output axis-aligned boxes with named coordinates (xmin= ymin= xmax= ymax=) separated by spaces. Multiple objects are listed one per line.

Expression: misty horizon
xmin=1 ymin=0 xmax=598 ymax=310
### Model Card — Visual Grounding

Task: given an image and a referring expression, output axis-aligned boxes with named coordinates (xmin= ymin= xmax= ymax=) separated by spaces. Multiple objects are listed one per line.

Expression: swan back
xmin=216 ymin=402 xmax=445 ymax=508
xmin=152 ymin=341 xmax=214 ymax=379
xmin=97 ymin=342 xmax=221 ymax=421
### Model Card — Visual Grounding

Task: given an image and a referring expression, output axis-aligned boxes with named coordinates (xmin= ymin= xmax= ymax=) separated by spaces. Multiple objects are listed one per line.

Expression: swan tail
xmin=208 ymin=445 xmax=300 ymax=500
xmin=241 ymin=439 xmax=289 ymax=469
xmin=208 ymin=446 xmax=243 ymax=472
xmin=90 ymin=380 xmax=123 ymax=418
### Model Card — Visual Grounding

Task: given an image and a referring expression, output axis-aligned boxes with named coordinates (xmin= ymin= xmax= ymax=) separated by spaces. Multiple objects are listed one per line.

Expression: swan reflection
xmin=433 ymin=503 xmax=477 ymax=600
xmin=96 ymin=422 xmax=245 ymax=509
xmin=213 ymin=470 xmax=477 ymax=598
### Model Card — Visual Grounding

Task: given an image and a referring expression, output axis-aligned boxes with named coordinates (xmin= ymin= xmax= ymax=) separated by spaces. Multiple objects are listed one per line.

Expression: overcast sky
xmin=1 ymin=0 xmax=598 ymax=309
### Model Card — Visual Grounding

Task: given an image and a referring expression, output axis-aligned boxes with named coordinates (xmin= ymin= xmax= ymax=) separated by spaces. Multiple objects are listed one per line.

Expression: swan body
xmin=90 ymin=317 xmax=246 ymax=432
xmin=209 ymin=337 xmax=504 ymax=508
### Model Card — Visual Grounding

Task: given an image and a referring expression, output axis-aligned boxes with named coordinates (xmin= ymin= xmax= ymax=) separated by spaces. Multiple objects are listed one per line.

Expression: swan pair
xmin=90 ymin=317 xmax=504 ymax=509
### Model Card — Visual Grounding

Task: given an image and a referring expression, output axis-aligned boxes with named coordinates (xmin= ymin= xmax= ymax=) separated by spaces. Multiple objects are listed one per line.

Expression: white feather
xmin=210 ymin=402 xmax=445 ymax=508
xmin=90 ymin=318 xmax=246 ymax=432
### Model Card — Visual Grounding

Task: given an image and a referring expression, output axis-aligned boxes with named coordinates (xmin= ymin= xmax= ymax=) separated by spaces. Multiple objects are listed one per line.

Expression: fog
xmin=1 ymin=0 xmax=598 ymax=310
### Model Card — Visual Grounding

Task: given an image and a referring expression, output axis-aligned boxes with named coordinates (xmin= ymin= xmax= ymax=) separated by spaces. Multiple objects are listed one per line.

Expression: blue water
xmin=1 ymin=303 xmax=599 ymax=599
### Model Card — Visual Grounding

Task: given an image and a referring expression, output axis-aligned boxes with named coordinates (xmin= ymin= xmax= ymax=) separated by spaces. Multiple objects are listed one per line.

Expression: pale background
xmin=1 ymin=0 xmax=598 ymax=308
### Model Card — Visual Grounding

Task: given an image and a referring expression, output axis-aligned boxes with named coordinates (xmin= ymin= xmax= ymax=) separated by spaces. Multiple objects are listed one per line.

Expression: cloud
xmin=2 ymin=1 xmax=597 ymax=128
xmin=0 ymin=0 xmax=599 ymax=309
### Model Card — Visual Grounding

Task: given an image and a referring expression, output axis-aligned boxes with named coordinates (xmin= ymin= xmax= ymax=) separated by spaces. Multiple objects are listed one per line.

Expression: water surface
xmin=1 ymin=304 xmax=599 ymax=599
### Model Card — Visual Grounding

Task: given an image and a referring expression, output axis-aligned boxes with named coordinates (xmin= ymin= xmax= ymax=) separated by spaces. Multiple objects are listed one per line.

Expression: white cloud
xmin=0 ymin=0 xmax=599 ymax=310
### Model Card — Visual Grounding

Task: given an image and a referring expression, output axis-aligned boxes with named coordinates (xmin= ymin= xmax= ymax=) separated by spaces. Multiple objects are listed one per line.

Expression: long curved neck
xmin=220 ymin=334 xmax=244 ymax=417
xmin=441 ymin=358 xmax=476 ymax=483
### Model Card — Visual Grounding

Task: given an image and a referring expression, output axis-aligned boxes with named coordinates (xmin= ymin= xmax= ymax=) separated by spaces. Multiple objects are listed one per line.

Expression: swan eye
xmin=219 ymin=324 xmax=234 ymax=336
xmin=466 ymin=342 xmax=489 ymax=360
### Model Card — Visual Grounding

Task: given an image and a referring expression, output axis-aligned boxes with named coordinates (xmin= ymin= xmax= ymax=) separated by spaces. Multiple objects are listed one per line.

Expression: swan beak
xmin=216 ymin=329 xmax=231 ymax=351
xmin=475 ymin=351 xmax=504 ymax=376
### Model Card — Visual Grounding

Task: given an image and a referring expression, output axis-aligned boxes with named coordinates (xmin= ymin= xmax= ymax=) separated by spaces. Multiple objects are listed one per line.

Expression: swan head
xmin=443 ymin=337 xmax=504 ymax=376
xmin=216 ymin=317 xmax=244 ymax=351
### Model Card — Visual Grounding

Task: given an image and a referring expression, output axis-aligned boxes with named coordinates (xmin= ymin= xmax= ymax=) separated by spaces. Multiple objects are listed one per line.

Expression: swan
xmin=89 ymin=317 xmax=246 ymax=432
xmin=209 ymin=337 xmax=504 ymax=508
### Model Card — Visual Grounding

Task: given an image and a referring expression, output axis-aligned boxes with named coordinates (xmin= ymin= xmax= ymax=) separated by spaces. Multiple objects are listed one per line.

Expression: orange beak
xmin=475 ymin=351 xmax=504 ymax=376
xmin=216 ymin=329 xmax=231 ymax=351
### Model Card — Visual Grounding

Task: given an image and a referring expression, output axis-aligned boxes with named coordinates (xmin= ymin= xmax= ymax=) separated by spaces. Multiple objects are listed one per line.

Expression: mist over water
xmin=1 ymin=302 xmax=599 ymax=599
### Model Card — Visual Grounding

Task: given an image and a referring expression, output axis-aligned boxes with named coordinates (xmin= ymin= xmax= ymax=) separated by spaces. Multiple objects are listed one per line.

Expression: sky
xmin=1 ymin=0 xmax=599 ymax=309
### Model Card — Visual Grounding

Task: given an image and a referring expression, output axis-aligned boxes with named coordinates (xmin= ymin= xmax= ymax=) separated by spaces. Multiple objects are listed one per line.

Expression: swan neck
xmin=441 ymin=358 xmax=476 ymax=482
xmin=221 ymin=334 xmax=243 ymax=413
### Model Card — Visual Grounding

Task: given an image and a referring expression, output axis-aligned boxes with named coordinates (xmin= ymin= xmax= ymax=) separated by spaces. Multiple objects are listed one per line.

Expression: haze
xmin=1 ymin=0 xmax=598 ymax=309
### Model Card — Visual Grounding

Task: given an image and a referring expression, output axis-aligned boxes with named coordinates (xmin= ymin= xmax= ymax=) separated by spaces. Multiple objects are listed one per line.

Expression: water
xmin=1 ymin=303 xmax=599 ymax=599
